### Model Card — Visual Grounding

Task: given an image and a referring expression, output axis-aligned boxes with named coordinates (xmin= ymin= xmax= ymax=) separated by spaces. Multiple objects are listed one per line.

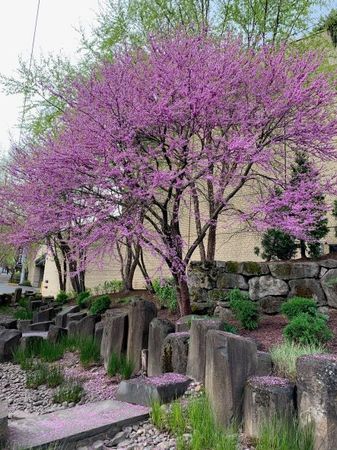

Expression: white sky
xmin=0 ymin=0 xmax=101 ymax=154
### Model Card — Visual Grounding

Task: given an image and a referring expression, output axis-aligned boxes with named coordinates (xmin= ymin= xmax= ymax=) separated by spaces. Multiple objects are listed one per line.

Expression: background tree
xmin=255 ymin=229 xmax=297 ymax=261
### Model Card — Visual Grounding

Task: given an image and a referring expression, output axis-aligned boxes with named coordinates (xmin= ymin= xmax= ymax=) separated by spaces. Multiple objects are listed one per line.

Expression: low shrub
xmin=56 ymin=291 xmax=69 ymax=304
xmin=90 ymin=295 xmax=111 ymax=315
xmin=283 ymin=313 xmax=333 ymax=346
xmin=76 ymin=291 xmax=91 ymax=309
xmin=53 ymin=381 xmax=84 ymax=404
xmin=256 ymin=415 xmax=314 ymax=450
xmin=228 ymin=289 xmax=259 ymax=330
xmin=270 ymin=341 xmax=325 ymax=381
xmin=281 ymin=297 xmax=317 ymax=321
xmin=46 ymin=366 xmax=64 ymax=388
xmin=107 ymin=352 xmax=134 ymax=379
xmin=93 ymin=280 xmax=123 ymax=295
xmin=152 ymin=278 xmax=178 ymax=312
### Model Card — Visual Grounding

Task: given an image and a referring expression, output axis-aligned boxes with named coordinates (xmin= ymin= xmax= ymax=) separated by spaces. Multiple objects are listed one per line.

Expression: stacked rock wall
xmin=187 ymin=259 xmax=337 ymax=313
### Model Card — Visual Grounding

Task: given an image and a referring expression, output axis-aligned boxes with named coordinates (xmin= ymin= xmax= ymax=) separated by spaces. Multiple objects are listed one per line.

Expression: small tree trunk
xmin=175 ymin=276 xmax=192 ymax=316
xmin=300 ymin=240 xmax=307 ymax=259
xmin=207 ymin=222 xmax=217 ymax=261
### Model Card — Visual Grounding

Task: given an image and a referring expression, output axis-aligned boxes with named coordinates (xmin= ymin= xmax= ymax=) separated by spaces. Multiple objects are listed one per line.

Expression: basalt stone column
xmin=244 ymin=376 xmax=295 ymax=439
xmin=101 ymin=309 xmax=129 ymax=370
xmin=148 ymin=318 xmax=175 ymax=376
xmin=187 ymin=318 xmax=224 ymax=383
xmin=161 ymin=332 xmax=190 ymax=375
xmin=0 ymin=402 xmax=8 ymax=447
xmin=205 ymin=330 xmax=257 ymax=427
xmin=127 ymin=299 xmax=157 ymax=373
xmin=297 ymin=354 xmax=337 ymax=450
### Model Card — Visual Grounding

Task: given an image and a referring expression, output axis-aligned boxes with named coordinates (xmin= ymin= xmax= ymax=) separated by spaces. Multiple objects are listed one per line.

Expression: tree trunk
xmin=207 ymin=222 xmax=217 ymax=261
xmin=300 ymin=240 xmax=307 ymax=259
xmin=175 ymin=275 xmax=192 ymax=316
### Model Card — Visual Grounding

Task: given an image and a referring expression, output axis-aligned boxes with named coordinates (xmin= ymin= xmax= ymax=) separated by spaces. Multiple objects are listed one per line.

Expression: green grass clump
xmin=152 ymin=278 xmax=178 ymax=312
xmin=281 ymin=297 xmax=317 ymax=321
xmin=223 ymin=322 xmax=238 ymax=334
xmin=270 ymin=341 xmax=325 ymax=381
xmin=26 ymin=362 xmax=49 ymax=388
xmin=89 ymin=295 xmax=111 ymax=315
xmin=12 ymin=347 xmax=35 ymax=370
xmin=76 ymin=291 xmax=91 ymax=308
xmin=228 ymin=289 xmax=259 ymax=330
xmin=283 ymin=313 xmax=333 ymax=346
xmin=78 ymin=337 xmax=100 ymax=367
xmin=53 ymin=381 xmax=84 ymax=404
xmin=107 ymin=352 xmax=134 ymax=379
xmin=151 ymin=395 xmax=238 ymax=450
xmin=56 ymin=291 xmax=69 ymax=304
xmin=256 ymin=416 xmax=314 ymax=450
xmin=46 ymin=366 xmax=64 ymax=388
xmin=14 ymin=308 xmax=33 ymax=320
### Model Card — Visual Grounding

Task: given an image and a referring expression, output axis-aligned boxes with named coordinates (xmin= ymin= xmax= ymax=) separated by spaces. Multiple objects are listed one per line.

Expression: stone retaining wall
xmin=187 ymin=259 xmax=337 ymax=313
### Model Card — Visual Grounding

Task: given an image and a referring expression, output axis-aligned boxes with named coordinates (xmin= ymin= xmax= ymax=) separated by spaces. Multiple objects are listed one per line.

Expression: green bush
xmin=270 ymin=341 xmax=325 ymax=381
xmin=56 ymin=291 xmax=69 ymax=304
xmin=107 ymin=352 xmax=134 ymax=379
xmin=14 ymin=307 xmax=33 ymax=320
xmin=228 ymin=289 xmax=259 ymax=330
xmin=223 ymin=322 xmax=238 ymax=334
xmin=89 ymin=295 xmax=111 ymax=315
xmin=281 ymin=297 xmax=317 ymax=321
xmin=20 ymin=280 xmax=32 ymax=287
xmin=152 ymin=278 xmax=178 ymax=312
xmin=284 ymin=313 xmax=333 ymax=346
xmin=258 ymin=229 xmax=297 ymax=261
xmin=53 ymin=381 xmax=84 ymax=404
xmin=76 ymin=291 xmax=91 ymax=308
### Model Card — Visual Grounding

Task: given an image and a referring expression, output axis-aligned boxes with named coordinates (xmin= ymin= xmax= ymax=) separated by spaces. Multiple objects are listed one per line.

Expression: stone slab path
xmin=8 ymin=399 xmax=149 ymax=449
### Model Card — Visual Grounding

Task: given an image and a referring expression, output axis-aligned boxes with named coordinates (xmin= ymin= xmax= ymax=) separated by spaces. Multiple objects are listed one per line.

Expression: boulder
xmin=288 ymin=279 xmax=326 ymax=305
xmin=187 ymin=318 xmax=224 ymax=383
xmin=0 ymin=402 xmax=8 ymax=447
xmin=115 ymin=373 xmax=191 ymax=406
xmin=217 ymin=272 xmax=248 ymax=290
xmin=256 ymin=351 xmax=273 ymax=376
xmin=0 ymin=316 xmax=17 ymax=329
xmin=47 ymin=325 xmax=67 ymax=344
xmin=258 ymin=296 xmax=284 ymax=315
xmin=269 ymin=262 xmax=319 ymax=280
xmin=321 ymin=269 xmax=337 ymax=308
xmin=214 ymin=304 xmax=236 ymax=321
xmin=20 ymin=332 xmax=47 ymax=351
xmin=101 ymin=309 xmax=128 ymax=370
xmin=28 ymin=321 xmax=53 ymax=332
xmin=32 ymin=307 xmax=56 ymax=323
xmin=187 ymin=261 xmax=217 ymax=290
xmin=244 ymin=376 xmax=295 ymax=439
xmin=29 ymin=300 xmax=43 ymax=311
xmin=190 ymin=302 xmax=215 ymax=315
xmin=127 ymin=299 xmax=157 ymax=373
xmin=161 ymin=332 xmax=190 ymax=375
xmin=67 ymin=312 xmax=87 ymax=325
xmin=318 ymin=259 xmax=337 ymax=269
xmin=0 ymin=329 xmax=22 ymax=361
xmin=55 ymin=305 xmax=80 ymax=328
xmin=0 ymin=294 xmax=11 ymax=306
xmin=148 ymin=318 xmax=175 ymax=377
xmin=175 ymin=315 xmax=207 ymax=332
xmin=238 ymin=262 xmax=270 ymax=277
xmin=68 ymin=316 xmax=96 ymax=339
xmin=297 ymin=354 xmax=337 ymax=450
xmin=249 ymin=276 xmax=289 ymax=300
xmin=17 ymin=319 xmax=32 ymax=332
xmin=205 ymin=330 xmax=257 ymax=427
xmin=12 ymin=288 xmax=22 ymax=304
xmin=94 ymin=321 xmax=104 ymax=348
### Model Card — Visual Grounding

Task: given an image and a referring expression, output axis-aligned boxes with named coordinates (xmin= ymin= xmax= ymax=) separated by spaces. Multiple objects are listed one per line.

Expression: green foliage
xmin=225 ymin=261 xmax=239 ymax=273
xmin=89 ymin=295 xmax=111 ymax=315
xmin=107 ymin=352 xmax=134 ymax=379
xmin=46 ymin=366 xmax=64 ymax=388
xmin=78 ymin=337 xmax=101 ymax=367
xmin=53 ymin=381 xmax=84 ymax=404
xmin=14 ymin=307 xmax=33 ymax=320
xmin=222 ymin=322 xmax=238 ymax=334
xmin=228 ymin=289 xmax=259 ymax=330
xmin=256 ymin=415 xmax=314 ymax=450
xmin=26 ymin=362 xmax=49 ymax=389
xmin=150 ymin=395 xmax=238 ymax=450
xmin=284 ymin=313 xmax=333 ymax=346
xmin=281 ymin=297 xmax=318 ymax=320
xmin=76 ymin=291 xmax=91 ymax=308
xmin=56 ymin=291 xmax=69 ymax=305
xmin=270 ymin=341 xmax=325 ymax=381
xmin=260 ymin=229 xmax=297 ymax=261
xmin=92 ymin=280 xmax=123 ymax=296
xmin=12 ymin=347 xmax=35 ymax=371
xmin=152 ymin=278 xmax=178 ymax=312
xmin=20 ymin=280 xmax=32 ymax=287
xmin=317 ymin=9 xmax=337 ymax=47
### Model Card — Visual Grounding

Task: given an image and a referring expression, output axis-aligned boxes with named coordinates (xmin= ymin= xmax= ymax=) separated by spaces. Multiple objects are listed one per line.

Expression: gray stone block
xmin=47 ymin=325 xmax=67 ymax=344
xmin=0 ymin=329 xmax=22 ymax=361
xmin=249 ymin=276 xmax=289 ymax=300
xmin=0 ymin=402 xmax=8 ymax=447
xmin=94 ymin=321 xmax=104 ymax=348
xmin=297 ymin=354 xmax=337 ymax=450
xmin=68 ymin=316 xmax=96 ymax=339
xmin=29 ymin=321 xmax=53 ymax=331
xmin=17 ymin=319 xmax=32 ymax=332
xmin=217 ymin=272 xmax=248 ymax=290
xmin=0 ymin=316 xmax=17 ymax=329
xmin=20 ymin=332 xmax=47 ymax=350
xmin=115 ymin=373 xmax=191 ymax=406
xmin=289 ymin=279 xmax=326 ymax=305
xmin=187 ymin=318 xmax=224 ymax=383
xmin=101 ymin=309 xmax=128 ymax=370
xmin=127 ymin=299 xmax=157 ymax=373
xmin=29 ymin=300 xmax=43 ymax=311
xmin=244 ymin=376 xmax=295 ymax=439
xmin=161 ymin=332 xmax=189 ymax=375
xmin=258 ymin=296 xmax=284 ymax=314
xmin=205 ymin=330 xmax=257 ymax=427
xmin=67 ymin=312 xmax=87 ymax=325
xmin=148 ymin=318 xmax=174 ymax=376
xmin=321 ymin=269 xmax=337 ymax=308
xmin=55 ymin=305 xmax=80 ymax=328
xmin=269 ymin=262 xmax=319 ymax=280
xmin=12 ymin=288 xmax=22 ymax=304
xmin=175 ymin=315 xmax=207 ymax=332
xmin=256 ymin=351 xmax=273 ymax=376
xmin=33 ymin=307 xmax=55 ymax=323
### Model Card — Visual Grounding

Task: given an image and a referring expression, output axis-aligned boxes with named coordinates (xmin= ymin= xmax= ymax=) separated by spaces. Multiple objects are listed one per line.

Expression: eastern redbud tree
xmin=3 ymin=32 xmax=337 ymax=315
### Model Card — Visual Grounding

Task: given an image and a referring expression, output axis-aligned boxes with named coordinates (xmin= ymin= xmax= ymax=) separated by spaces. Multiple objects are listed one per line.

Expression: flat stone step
xmin=8 ymin=399 xmax=149 ymax=449
xmin=22 ymin=331 xmax=48 ymax=339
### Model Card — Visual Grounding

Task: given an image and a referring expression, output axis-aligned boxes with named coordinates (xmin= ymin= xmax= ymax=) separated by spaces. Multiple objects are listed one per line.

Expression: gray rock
xmin=20 ymin=333 xmax=46 ymax=351
xmin=256 ymin=351 xmax=273 ymax=376
xmin=67 ymin=312 xmax=87 ymax=325
xmin=175 ymin=315 xmax=207 ymax=332
xmin=28 ymin=321 xmax=53 ymax=332
xmin=321 ymin=269 xmax=337 ymax=308
xmin=288 ymin=278 xmax=326 ymax=305
xmin=205 ymin=330 xmax=257 ymax=427
xmin=187 ymin=318 xmax=224 ymax=383
xmin=269 ymin=262 xmax=319 ymax=280
xmin=101 ymin=309 xmax=128 ymax=370
xmin=249 ymin=276 xmax=289 ymax=300
xmin=29 ymin=300 xmax=43 ymax=311
xmin=0 ymin=316 xmax=17 ymax=329
xmin=318 ymin=259 xmax=337 ymax=269
xmin=0 ymin=329 xmax=22 ymax=361
xmin=12 ymin=288 xmax=22 ymax=304
xmin=0 ymin=402 xmax=8 ymax=447
xmin=55 ymin=305 xmax=80 ymax=328
xmin=47 ymin=325 xmax=67 ymax=344
xmin=33 ymin=307 xmax=55 ymax=324
xmin=161 ymin=332 xmax=190 ymax=375
xmin=187 ymin=261 xmax=217 ymax=290
xmin=68 ymin=315 xmax=96 ymax=339
xmin=238 ymin=262 xmax=270 ymax=277
xmin=297 ymin=354 xmax=337 ymax=450
xmin=17 ymin=319 xmax=32 ymax=332
xmin=94 ymin=321 xmax=104 ymax=348
xmin=258 ymin=296 xmax=284 ymax=314
xmin=214 ymin=305 xmax=236 ymax=321
xmin=127 ymin=299 xmax=157 ymax=373
xmin=217 ymin=272 xmax=248 ymax=290
xmin=148 ymin=319 xmax=174 ymax=377
xmin=244 ymin=376 xmax=295 ymax=439
xmin=115 ymin=373 xmax=191 ymax=406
